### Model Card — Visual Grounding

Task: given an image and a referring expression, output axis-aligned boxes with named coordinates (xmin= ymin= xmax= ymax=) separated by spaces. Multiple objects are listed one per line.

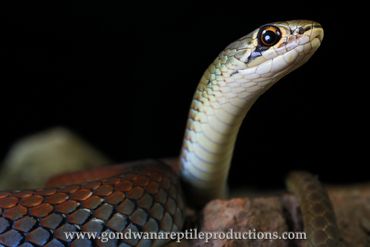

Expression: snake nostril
xmin=298 ymin=27 xmax=305 ymax=35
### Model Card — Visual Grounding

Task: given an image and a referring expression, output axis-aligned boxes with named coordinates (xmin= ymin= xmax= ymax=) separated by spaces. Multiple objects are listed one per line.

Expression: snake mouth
xmin=308 ymin=23 xmax=324 ymax=43
xmin=285 ymin=25 xmax=323 ymax=56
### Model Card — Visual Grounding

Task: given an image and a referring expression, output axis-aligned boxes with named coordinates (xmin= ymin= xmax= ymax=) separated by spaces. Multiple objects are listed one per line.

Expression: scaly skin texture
xmin=287 ymin=172 xmax=343 ymax=247
xmin=0 ymin=20 xmax=340 ymax=247
xmin=180 ymin=20 xmax=324 ymax=203
xmin=0 ymin=161 xmax=185 ymax=246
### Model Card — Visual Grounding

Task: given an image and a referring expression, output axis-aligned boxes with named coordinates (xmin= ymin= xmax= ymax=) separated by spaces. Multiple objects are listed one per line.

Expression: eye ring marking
xmin=258 ymin=25 xmax=282 ymax=47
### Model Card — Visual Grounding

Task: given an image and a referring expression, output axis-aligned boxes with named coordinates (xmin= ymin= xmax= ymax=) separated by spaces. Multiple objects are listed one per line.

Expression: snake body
xmin=0 ymin=161 xmax=184 ymax=247
xmin=0 ymin=20 xmax=341 ymax=247
xmin=287 ymin=172 xmax=342 ymax=247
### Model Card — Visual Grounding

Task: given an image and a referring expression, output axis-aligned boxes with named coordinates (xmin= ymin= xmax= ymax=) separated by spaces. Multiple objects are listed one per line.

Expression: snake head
xmin=182 ymin=21 xmax=324 ymax=205
xmin=222 ymin=20 xmax=324 ymax=89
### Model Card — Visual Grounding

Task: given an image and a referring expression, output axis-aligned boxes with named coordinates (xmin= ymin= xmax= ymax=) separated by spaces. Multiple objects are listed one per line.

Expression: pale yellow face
xmin=225 ymin=20 xmax=324 ymax=84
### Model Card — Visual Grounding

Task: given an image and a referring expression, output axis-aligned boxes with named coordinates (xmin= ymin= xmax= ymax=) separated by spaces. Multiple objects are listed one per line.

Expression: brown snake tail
xmin=0 ymin=161 xmax=185 ymax=246
xmin=287 ymin=171 xmax=343 ymax=247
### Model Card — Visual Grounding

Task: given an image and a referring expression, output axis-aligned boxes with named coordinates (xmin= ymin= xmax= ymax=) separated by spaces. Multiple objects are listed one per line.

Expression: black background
xmin=0 ymin=2 xmax=368 ymax=190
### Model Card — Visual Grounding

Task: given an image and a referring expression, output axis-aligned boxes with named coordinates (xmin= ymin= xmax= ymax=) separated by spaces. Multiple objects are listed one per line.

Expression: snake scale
xmin=0 ymin=20 xmax=342 ymax=247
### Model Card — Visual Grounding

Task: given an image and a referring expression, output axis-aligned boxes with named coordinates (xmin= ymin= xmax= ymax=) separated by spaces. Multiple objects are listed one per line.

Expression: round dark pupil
xmin=262 ymin=30 xmax=277 ymax=44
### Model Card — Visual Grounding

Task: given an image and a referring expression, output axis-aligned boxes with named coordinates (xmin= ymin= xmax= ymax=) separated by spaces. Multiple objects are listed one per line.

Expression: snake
xmin=0 ymin=20 xmax=342 ymax=247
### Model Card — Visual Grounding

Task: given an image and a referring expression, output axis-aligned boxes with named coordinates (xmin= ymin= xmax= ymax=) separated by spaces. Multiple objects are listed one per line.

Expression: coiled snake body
xmin=0 ymin=20 xmax=342 ymax=246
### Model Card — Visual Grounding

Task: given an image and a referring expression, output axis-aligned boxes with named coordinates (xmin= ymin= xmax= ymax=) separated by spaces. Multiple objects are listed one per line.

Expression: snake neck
xmin=179 ymin=54 xmax=277 ymax=204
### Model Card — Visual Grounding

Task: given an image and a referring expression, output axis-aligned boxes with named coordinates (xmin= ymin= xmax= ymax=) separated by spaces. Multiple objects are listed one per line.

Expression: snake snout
xmin=287 ymin=20 xmax=324 ymax=45
xmin=297 ymin=21 xmax=324 ymax=44
xmin=306 ymin=21 xmax=324 ymax=43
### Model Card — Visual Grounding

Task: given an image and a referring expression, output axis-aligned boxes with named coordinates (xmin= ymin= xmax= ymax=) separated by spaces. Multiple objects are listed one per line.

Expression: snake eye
xmin=258 ymin=25 xmax=282 ymax=47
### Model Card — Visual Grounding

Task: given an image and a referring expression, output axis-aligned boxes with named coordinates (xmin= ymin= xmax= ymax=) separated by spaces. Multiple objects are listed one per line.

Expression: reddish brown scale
xmin=95 ymin=184 xmax=113 ymax=196
xmin=115 ymin=180 xmax=133 ymax=192
xmin=84 ymin=180 xmax=102 ymax=190
xmin=13 ymin=191 xmax=33 ymax=198
xmin=70 ymin=188 xmax=93 ymax=201
xmin=0 ymin=192 xmax=10 ymax=199
xmin=3 ymin=205 xmax=27 ymax=221
xmin=40 ymin=213 xmax=63 ymax=230
xmin=55 ymin=200 xmax=79 ymax=214
xmin=26 ymin=227 xmax=50 ymax=246
xmin=105 ymin=177 xmax=121 ymax=185
xmin=105 ymin=191 xmax=125 ymax=205
xmin=60 ymin=184 xmax=80 ymax=194
xmin=37 ymin=188 xmax=57 ymax=196
xmin=46 ymin=192 xmax=69 ymax=205
xmin=0 ymin=160 xmax=185 ymax=246
xmin=82 ymin=195 xmax=104 ymax=209
xmin=14 ymin=216 xmax=37 ymax=232
xmin=0 ymin=197 xmax=19 ymax=209
xmin=30 ymin=203 xmax=53 ymax=218
xmin=20 ymin=195 xmax=44 ymax=207
xmin=94 ymin=203 xmax=114 ymax=221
